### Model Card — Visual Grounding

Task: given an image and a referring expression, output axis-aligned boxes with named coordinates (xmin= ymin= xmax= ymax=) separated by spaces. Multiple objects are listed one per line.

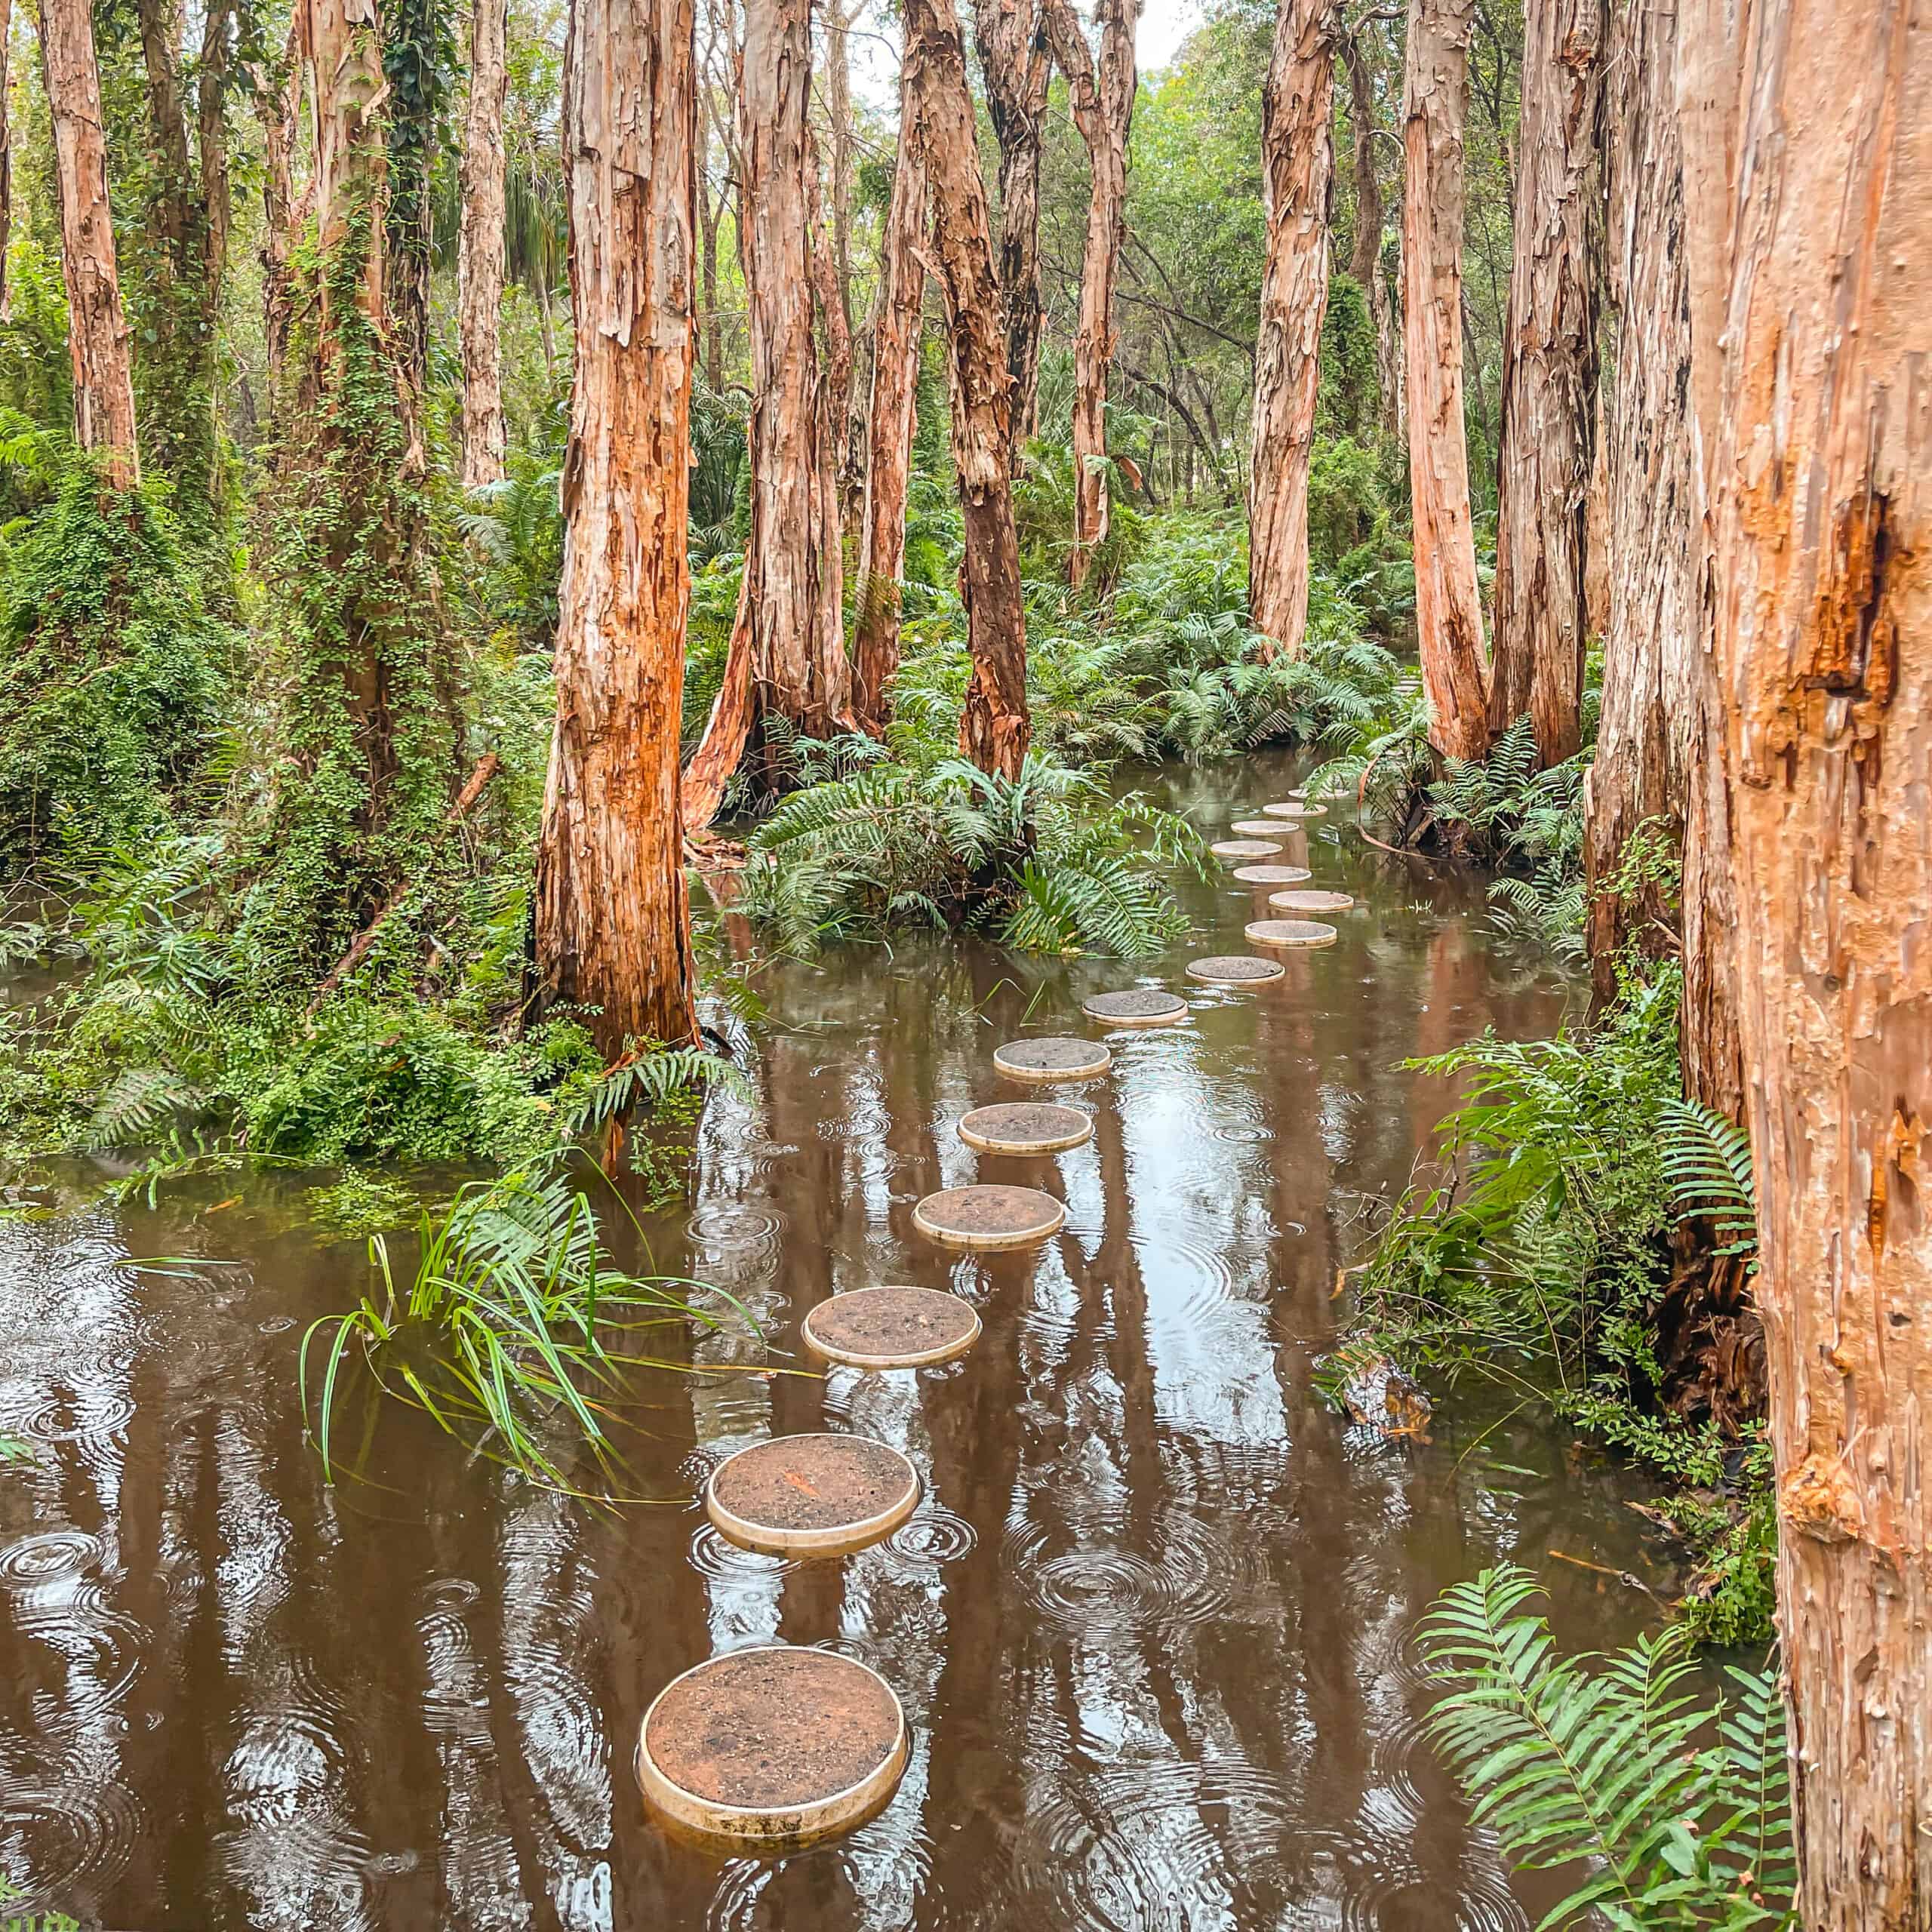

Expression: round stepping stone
xmin=802 ymin=1286 xmax=981 ymax=1370
xmin=1186 ymin=954 xmax=1285 ymax=985
xmin=958 ymin=1100 xmax=1092 ymax=1154
xmin=1229 ymin=819 xmax=1286 ymax=836
xmin=993 ymin=1038 xmax=1112 ymax=1081
xmin=1230 ymin=864 xmax=1312 ymax=886
xmin=913 ymin=1183 xmax=1066 ymax=1251
xmin=1082 ymin=987 xmax=1188 ymax=1028
xmin=637 ymin=1645 xmax=908 ymax=1847
xmin=1210 ymin=838 xmax=1282 ymax=860
xmin=1245 ymin=918 xmax=1338 ymax=949
xmin=1267 ymin=888 xmax=1355 ymax=914
xmin=706 ymin=1433 xmax=921 ymax=1555
xmin=1262 ymin=800 xmax=1327 ymax=820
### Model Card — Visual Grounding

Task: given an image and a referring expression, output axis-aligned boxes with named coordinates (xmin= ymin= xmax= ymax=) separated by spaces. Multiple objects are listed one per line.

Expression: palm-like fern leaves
xmin=1421 ymin=1567 xmax=1795 ymax=1930
xmin=1657 ymin=1100 xmax=1758 ymax=1262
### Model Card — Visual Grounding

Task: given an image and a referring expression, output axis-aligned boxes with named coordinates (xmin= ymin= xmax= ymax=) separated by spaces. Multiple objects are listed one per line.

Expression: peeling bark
xmin=906 ymin=0 xmax=1031 ymax=778
xmin=0 ymin=0 xmax=12 ymax=321
xmin=1042 ymin=0 xmax=1138 ymax=588
xmin=459 ymin=0 xmax=510 ymax=488
xmin=252 ymin=25 xmax=306 ymax=405
xmin=852 ymin=56 xmax=928 ymax=735
xmin=1401 ymin=0 xmax=1489 ymax=761
xmin=39 ymin=0 xmax=139 ymax=484
xmin=1681 ymin=0 xmax=1932 ymax=1918
xmin=1247 ymin=0 xmax=1338 ymax=659
xmin=970 ymin=0 xmax=1051 ymax=448
xmin=536 ymin=0 xmax=700 ymax=1054
xmin=1343 ymin=26 xmax=1401 ymax=438
xmin=683 ymin=0 xmax=851 ymax=825
xmin=1488 ymin=0 xmax=1604 ymax=765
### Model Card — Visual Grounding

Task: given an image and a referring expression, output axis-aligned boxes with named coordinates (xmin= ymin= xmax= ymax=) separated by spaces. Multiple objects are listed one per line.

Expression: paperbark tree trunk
xmin=852 ymin=57 xmax=928 ymax=736
xmin=1343 ymin=25 xmax=1401 ymax=438
xmin=682 ymin=0 xmax=851 ymax=826
xmin=535 ymin=0 xmax=699 ymax=1055
xmin=196 ymin=0 xmax=233 ymax=312
xmin=1042 ymin=0 xmax=1138 ymax=589
xmin=1246 ymin=0 xmax=1338 ymax=660
xmin=39 ymin=0 xmax=139 ymax=485
xmin=1679 ymin=2 xmax=1932 ymax=1921
xmin=252 ymin=27 xmax=306 ymax=407
xmin=1401 ymin=0 xmax=1489 ymax=762
xmin=806 ymin=128 xmax=856 ymax=512
xmin=458 ymin=0 xmax=509 ymax=488
xmin=970 ymin=0 xmax=1051 ymax=450
xmin=1487 ymin=0 xmax=1604 ymax=765
xmin=906 ymin=0 xmax=1030 ymax=779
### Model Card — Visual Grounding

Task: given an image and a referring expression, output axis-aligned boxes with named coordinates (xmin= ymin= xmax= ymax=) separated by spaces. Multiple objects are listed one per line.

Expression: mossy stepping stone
xmin=1186 ymin=954 xmax=1284 ymax=985
xmin=913 ymin=1184 xmax=1066 ymax=1251
xmin=802 ymin=1286 xmax=982 ymax=1370
xmin=1267 ymin=888 xmax=1355 ymax=914
xmin=1210 ymin=838 xmax=1282 ymax=859
xmin=1229 ymin=819 xmax=1286 ymax=836
xmin=1081 ymin=987 xmax=1188 ymax=1027
xmin=993 ymin=1038 xmax=1112 ymax=1081
xmin=636 ymin=1645 xmax=908 ymax=1848
xmin=705 ymin=1433 xmax=921 ymax=1555
xmin=1230 ymin=864 xmax=1312 ymax=886
xmin=1262 ymin=801 xmax=1327 ymax=820
xmin=1244 ymin=918 xmax=1337 ymax=949
xmin=958 ymin=1101 xmax=1092 ymax=1154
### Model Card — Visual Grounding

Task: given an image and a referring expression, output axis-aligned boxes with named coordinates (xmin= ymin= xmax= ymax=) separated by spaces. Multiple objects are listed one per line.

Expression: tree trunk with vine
xmin=906 ymin=0 xmax=1030 ymax=779
xmin=1401 ymin=0 xmax=1490 ymax=761
xmin=1681 ymin=0 xmax=1932 ymax=1918
xmin=40 ymin=0 xmax=138 ymax=485
xmin=1247 ymin=0 xmax=1337 ymax=660
xmin=535 ymin=0 xmax=699 ymax=1056
xmin=853 ymin=56 xmax=928 ymax=736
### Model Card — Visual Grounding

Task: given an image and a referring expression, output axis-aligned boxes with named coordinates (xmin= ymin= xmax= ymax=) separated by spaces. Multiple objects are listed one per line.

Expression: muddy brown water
xmin=0 ymin=750 xmax=1676 ymax=1930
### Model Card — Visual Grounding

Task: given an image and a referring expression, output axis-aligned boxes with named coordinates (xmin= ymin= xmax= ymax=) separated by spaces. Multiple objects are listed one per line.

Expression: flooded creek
xmin=1 ymin=750 xmax=1674 ymax=1930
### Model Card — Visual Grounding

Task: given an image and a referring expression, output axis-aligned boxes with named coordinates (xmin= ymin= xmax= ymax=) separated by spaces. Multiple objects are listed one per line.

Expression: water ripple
xmin=0 ymin=1780 xmax=142 ymax=1909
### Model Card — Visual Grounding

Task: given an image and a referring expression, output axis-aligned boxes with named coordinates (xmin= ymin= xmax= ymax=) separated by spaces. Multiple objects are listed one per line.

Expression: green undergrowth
xmin=1343 ymin=963 xmax=1775 ymax=1646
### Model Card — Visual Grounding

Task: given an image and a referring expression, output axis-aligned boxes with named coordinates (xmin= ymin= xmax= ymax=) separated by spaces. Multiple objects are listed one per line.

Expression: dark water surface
xmin=1 ymin=751 xmax=1674 ymax=1930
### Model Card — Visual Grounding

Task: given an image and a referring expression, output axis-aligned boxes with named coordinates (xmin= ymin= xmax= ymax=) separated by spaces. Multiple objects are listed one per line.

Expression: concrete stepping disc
xmin=1245 ymin=918 xmax=1338 ymax=949
xmin=1081 ymin=987 xmax=1188 ymax=1027
xmin=706 ymin=1433 xmax=921 ymax=1555
xmin=1229 ymin=819 xmax=1286 ymax=836
xmin=1267 ymin=888 xmax=1355 ymax=914
xmin=1261 ymin=801 xmax=1327 ymax=820
xmin=913 ymin=1184 xmax=1066 ymax=1251
xmin=636 ymin=1645 xmax=908 ymax=1848
xmin=802 ymin=1286 xmax=982 ymax=1370
xmin=1186 ymin=954 xmax=1285 ymax=985
xmin=1230 ymin=864 xmax=1312 ymax=886
xmin=1210 ymin=838 xmax=1283 ymax=859
xmin=993 ymin=1038 xmax=1112 ymax=1081
xmin=958 ymin=1101 xmax=1093 ymax=1154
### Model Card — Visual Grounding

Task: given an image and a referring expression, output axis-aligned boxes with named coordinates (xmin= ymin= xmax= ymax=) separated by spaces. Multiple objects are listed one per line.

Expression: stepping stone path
xmin=803 ymin=1285 xmax=982 ymax=1370
xmin=1186 ymin=954 xmax=1285 ymax=985
xmin=993 ymin=1038 xmax=1112 ymax=1081
xmin=1245 ymin=918 xmax=1337 ymax=949
xmin=958 ymin=1101 xmax=1092 ymax=1154
xmin=1268 ymin=889 xmax=1355 ymax=914
xmin=1082 ymin=987 xmax=1189 ymax=1027
xmin=642 ymin=768 xmax=1369 ymax=1852
xmin=1229 ymin=819 xmax=1287 ymax=836
xmin=637 ymin=1646 xmax=908 ymax=1847
xmin=913 ymin=1184 xmax=1067 ymax=1251
xmin=707 ymin=1434 xmax=921 ymax=1556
